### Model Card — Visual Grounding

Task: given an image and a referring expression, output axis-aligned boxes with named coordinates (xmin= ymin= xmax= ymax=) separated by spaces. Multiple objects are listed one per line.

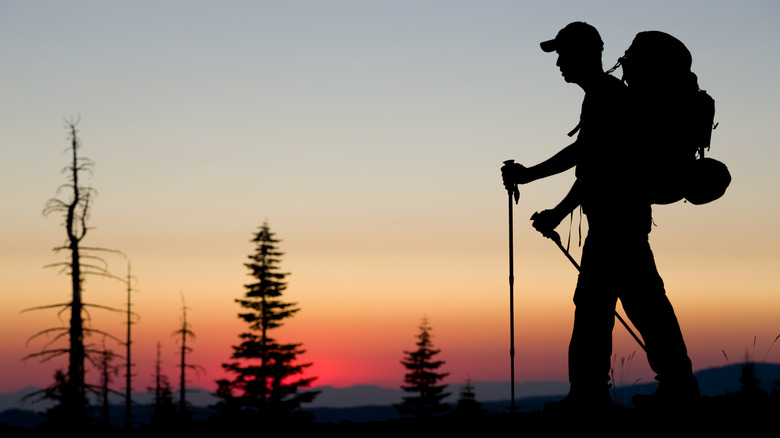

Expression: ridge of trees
xmin=13 ymin=121 xmax=516 ymax=430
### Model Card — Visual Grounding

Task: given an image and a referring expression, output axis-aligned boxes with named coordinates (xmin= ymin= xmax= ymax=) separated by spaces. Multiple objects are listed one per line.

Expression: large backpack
xmin=616 ymin=31 xmax=731 ymax=205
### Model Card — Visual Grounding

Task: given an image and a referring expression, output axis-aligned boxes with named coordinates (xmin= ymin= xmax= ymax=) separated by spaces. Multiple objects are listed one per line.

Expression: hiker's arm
xmin=528 ymin=141 xmax=580 ymax=181
xmin=553 ymin=180 xmax=581 ymax=216
xmin=531 ymin=181 xmax=581 ymax=238
xmin=502 ymin=141 xmax=579 ymax=187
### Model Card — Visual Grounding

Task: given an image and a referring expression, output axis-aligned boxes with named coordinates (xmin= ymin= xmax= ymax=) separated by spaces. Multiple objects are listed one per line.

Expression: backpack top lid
xmin=622 ymin=31 xmax=696 ymax=91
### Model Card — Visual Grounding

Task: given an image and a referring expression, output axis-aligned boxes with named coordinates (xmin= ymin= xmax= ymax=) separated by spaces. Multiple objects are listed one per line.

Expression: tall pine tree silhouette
xmin=396 ymin=317 xmax=450 ymax=417
xmin=215 ymin=221 xmax=318 ymax=423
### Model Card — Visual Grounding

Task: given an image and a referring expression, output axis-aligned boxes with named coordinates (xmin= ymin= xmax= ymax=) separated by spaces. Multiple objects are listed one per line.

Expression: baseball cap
xmin=540 ymin=22 xmax=604 ymax=53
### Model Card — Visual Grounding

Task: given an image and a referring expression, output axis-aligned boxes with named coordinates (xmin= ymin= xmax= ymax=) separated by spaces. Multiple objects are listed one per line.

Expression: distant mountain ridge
xmin=2 ymin=362 xmax=778 ymax=414
xmin=0 ymin=381 xmax=570 ymax=413
xmin=308 ymin=380 xmax=570 ymax=408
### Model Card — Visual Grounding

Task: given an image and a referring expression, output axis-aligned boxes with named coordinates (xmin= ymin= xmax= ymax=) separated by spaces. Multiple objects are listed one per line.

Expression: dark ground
xmin=1 ymin=392 xmax=777 ymax=437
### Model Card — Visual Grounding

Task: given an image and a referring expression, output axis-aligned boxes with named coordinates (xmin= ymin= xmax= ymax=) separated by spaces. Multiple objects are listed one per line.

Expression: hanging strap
xmin=567 ymin=122 xmax=581 ymax=137
xmin=565 ymin=206 xmax=584 ymax=252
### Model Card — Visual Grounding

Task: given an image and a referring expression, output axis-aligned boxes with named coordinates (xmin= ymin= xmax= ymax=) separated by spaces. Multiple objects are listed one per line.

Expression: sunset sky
xmin=2 ymin=1 xmax=779 ymax=400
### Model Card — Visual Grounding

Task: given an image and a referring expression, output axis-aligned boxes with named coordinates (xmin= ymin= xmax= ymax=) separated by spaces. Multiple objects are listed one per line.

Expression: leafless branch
xmin=21 ymin=303 xmax=70 ymax=313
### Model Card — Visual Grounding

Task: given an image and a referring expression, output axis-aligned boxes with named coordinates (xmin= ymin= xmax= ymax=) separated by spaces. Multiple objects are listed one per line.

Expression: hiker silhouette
xmin=501 ymin=22 xmax=701 ymax=414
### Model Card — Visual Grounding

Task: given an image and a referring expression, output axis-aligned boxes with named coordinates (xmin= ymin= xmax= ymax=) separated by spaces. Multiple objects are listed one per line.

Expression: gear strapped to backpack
xmin=610 ymin=31 xmax=731 ymax=205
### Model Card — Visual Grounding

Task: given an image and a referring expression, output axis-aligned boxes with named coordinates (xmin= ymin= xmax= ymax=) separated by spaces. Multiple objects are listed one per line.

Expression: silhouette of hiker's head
xmin=540 ymin=22 xmax=603 ymax=54
xmin=622 ymin=31 xmax=698 ymax=93
xmin=541 ymin=22 xmax=604 ymax=84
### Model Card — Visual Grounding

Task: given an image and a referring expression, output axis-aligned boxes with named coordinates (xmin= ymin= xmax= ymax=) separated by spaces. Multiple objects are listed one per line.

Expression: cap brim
xmin=540 ymin=39 xmax=557 ymax=52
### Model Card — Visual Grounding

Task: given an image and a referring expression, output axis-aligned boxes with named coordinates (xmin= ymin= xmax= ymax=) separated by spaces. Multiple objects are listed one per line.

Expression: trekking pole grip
xmin=503 ymin=160 xmax=520 ymax=203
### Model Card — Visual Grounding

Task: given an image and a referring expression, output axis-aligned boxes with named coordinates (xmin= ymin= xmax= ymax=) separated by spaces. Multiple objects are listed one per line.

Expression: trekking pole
xmin=503 ymin=160 xmax=520 ymax=413
xmin=531 ymin=215 xmax=647 ymax=353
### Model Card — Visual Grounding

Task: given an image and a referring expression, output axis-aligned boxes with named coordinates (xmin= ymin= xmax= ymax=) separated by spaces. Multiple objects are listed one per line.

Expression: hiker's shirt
xmin=574 ymin=73 xmax=652 ymax=239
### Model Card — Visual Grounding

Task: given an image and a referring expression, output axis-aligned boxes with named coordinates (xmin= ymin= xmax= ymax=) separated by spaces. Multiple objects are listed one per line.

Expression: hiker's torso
xmin=574 ymin=74 xmax=652 ymax=236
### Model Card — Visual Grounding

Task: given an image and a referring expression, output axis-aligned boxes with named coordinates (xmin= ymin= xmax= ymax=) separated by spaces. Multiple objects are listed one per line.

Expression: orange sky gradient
xmin=2 ymin=1 xmax=780 ymax=402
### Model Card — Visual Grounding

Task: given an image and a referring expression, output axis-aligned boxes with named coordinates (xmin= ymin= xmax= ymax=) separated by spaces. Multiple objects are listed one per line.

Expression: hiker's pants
xmin=568 ymin=232 xmax=694 ymax=391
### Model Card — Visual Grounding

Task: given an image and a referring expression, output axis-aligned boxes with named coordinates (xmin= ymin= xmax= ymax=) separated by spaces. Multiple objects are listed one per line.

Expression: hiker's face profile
xmin=556 ymin=50 xmax=587 ymax=83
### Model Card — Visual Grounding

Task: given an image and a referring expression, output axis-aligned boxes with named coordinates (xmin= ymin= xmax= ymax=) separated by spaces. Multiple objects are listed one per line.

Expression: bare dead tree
xmin=122 ymin=262 xmax=139 ymax=428
xmin=22 ymin=119 xmax=124 ymax=426
xmin=174 ymin=292 xmax=205 ymax=417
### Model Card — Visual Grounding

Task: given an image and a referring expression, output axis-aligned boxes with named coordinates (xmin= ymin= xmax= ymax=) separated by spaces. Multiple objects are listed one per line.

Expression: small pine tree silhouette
xmin=148 ymin=342 xmax=176 ymax=429
xmin=395 ymin=317 xmax=450 ymax=417
xmin=453 ymin=377 xmax=483 ymax=416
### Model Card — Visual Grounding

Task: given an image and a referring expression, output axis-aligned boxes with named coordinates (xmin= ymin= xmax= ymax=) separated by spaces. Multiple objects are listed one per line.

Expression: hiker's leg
xmin=568 ymin=236 xmax=617 ymax=394
xmin=620 ymin=240 xmax=698 ymax=402
xmin=569 ymin=293 xmax=617 ymax=392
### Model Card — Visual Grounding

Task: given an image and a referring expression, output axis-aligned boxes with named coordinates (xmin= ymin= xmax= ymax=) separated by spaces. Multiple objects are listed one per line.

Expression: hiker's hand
xmin=501 ymin=162 xmax=530 ymax=190
xmin=531 ymin=209 xmax=564 ymax=240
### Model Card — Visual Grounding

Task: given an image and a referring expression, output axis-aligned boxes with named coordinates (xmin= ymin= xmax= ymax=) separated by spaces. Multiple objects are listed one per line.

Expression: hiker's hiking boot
xmin=631 ymin=377 xmax=700 ymax=411
xmin=543 ymin=387 xmax=613 ymax=417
